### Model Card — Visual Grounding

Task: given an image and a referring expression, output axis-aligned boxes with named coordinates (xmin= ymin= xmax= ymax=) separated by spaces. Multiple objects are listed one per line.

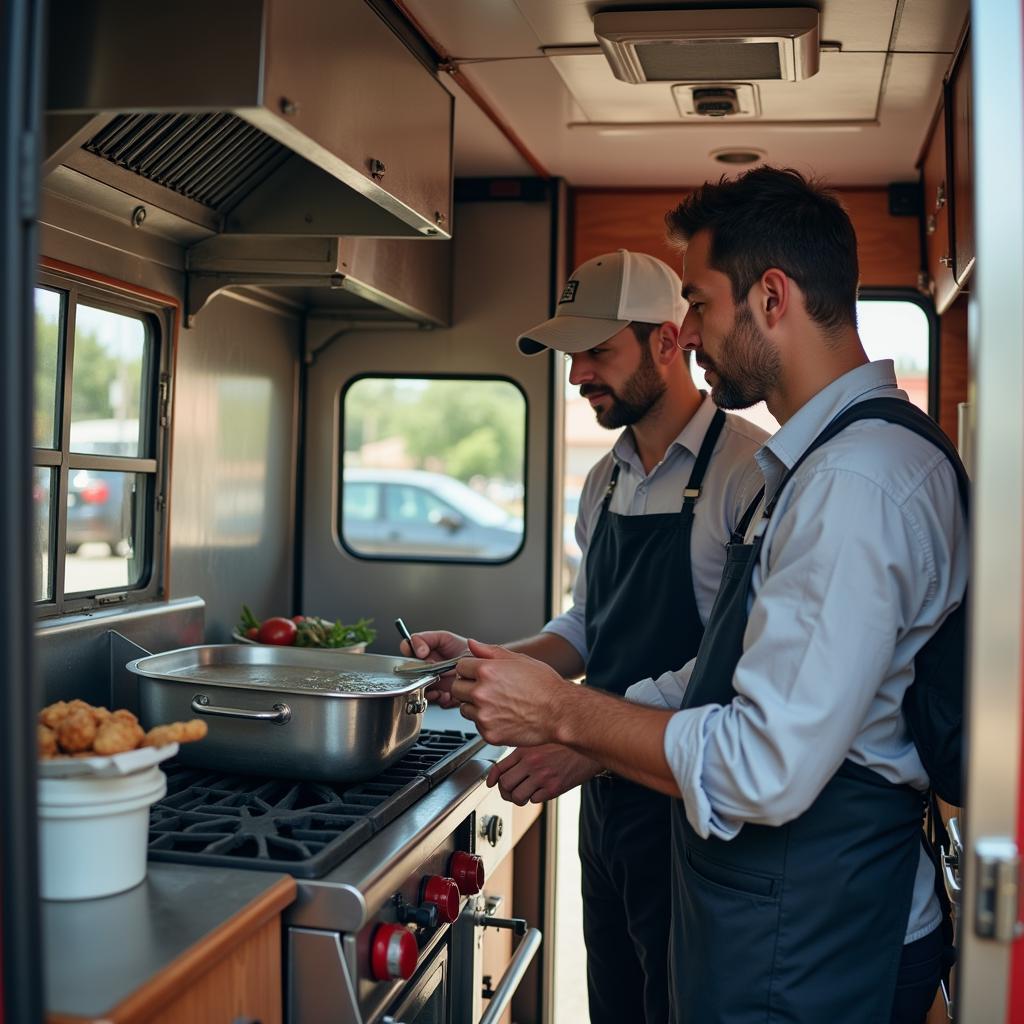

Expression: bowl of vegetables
xmin=234 ymin=605 xmax=376 ymax=653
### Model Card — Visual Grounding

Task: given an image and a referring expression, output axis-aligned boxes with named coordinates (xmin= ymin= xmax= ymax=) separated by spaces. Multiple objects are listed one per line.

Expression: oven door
xmin=380 ymin=941 xmax=448 ymax=1024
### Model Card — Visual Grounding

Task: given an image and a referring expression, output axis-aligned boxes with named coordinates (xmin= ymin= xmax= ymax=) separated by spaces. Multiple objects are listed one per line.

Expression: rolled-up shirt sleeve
xmin=663 ymin=465 xmax=942 ymax=840
xmin=625 ymin=659 xmax=696 ymax=709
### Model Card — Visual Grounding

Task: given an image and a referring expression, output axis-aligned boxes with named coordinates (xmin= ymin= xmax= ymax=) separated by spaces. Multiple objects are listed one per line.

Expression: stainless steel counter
xmin=43 ymin=705 xmax=507 ymax=1022
xmin=43 ymin=863 xmax=292 ymax=1020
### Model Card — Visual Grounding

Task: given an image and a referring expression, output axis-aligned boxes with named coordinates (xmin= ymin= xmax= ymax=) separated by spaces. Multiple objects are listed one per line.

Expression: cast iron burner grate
xmin=147 ymin=729 xmax=485 ymax=879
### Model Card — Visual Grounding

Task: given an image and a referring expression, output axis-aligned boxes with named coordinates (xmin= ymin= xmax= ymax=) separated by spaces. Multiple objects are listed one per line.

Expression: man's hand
xmin=450 ymin=639 xmax=576 ymax=746
xmin=400 ymin=629 xmax=469 ymax=706
xmin=487 ymin=744 xmax=599 ymax=805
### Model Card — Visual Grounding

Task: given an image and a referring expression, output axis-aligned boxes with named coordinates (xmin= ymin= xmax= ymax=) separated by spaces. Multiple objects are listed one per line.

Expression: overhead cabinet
xmin=45 ymin=0 xmax=453 ymax=240
xmin=919 ymin=28 xmax=973 ymax=313
xmin=921 ymin=110 xmax=958 ymax=313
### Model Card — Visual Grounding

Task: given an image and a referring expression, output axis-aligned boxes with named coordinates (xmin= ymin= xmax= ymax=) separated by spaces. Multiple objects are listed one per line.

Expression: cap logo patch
xmin=559 ymin=280 xmax=579 ymax=304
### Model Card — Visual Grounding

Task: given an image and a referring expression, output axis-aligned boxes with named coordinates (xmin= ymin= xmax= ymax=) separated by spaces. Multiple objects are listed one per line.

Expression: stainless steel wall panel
xmin=169 ymin=292 xmax=300 ymax=639
xmin=35 ymin=597 xmax=205 ymax=706
xmin=302 ymin=197 xmax=557 ymax=649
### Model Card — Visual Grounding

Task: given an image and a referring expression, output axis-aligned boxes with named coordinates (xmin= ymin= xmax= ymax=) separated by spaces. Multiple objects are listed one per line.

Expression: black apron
xmin=669 ymin=403 xmax=935 ymax=1024
xmin=580 ymin=408 xmax=725 ymax=1024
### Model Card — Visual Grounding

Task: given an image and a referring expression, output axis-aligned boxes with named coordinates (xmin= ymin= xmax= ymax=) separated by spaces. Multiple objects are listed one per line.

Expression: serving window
xmin=686 ymin=293 xmax=936 ymax=432
xmin=33 ymin=270 xmax=172 ymax=614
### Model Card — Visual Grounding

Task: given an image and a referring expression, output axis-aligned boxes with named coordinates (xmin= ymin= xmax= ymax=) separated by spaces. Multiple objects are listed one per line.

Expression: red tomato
xmin=292 ymin=615 xmax=305 ymax=623
xmin=245 ymin=626 xmax=259 ymax=640
xmin=257 ymin=617 xmax=298 ymax=645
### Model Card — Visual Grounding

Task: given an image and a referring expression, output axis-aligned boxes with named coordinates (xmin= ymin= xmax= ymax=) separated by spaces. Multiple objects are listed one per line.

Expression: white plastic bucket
xmin=38 ymin=766 xmax=167 ymax=900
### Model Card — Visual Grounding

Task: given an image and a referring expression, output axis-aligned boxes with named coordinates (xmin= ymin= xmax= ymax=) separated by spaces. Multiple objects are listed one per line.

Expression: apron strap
xmin=600 ymin=463 xmax=621 ymax=513
xmin=764 ymin=397 xmax=971 ymax=522
xmin=600 ymin=405 xmax=728 ymax=518
xmin=731 ymin=485 xmax=766 ymax=543
xmin=681 ymin=407 xmax=727 ymax=509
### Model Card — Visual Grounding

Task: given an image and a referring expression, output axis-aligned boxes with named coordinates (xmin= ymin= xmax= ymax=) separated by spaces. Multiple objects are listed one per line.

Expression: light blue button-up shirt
xmin=544 ymin=394 xmax=768 ymax=659
xmin=626 ymin=360 xmax=968 ymax=942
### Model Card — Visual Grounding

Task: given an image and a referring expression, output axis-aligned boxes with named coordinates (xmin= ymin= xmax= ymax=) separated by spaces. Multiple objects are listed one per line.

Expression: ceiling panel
xmin=549 ymin=51 xmax=886 ymax=123
xmin=512 ymin=0 xmax=898 ymax=51
xmin=465 ymin=48 xmax=947 ymax=185
xmin=398 ymin=0 xmax=963 ymax=186
xmin=400 ymin=0 xmax=541 ymax=58
xmin=448 ymin=83 xmax=535 ymax=176
xmin=892 ymin=0 xmax=969 ymax=52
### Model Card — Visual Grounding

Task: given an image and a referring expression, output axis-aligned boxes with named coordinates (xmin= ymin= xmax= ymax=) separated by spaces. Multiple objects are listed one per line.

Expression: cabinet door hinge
xmin=975 ymin=838 xmax=1023 ymax=942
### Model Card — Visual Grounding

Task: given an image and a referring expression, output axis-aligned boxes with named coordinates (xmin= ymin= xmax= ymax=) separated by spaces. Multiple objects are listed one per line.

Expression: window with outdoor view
xmin=340 ymin=377 xmax=527 ymax=563
xmin=684 ymin=295 xmax=933 ymax=432
xmin=33 ymin=273 xmax=169 ymax=613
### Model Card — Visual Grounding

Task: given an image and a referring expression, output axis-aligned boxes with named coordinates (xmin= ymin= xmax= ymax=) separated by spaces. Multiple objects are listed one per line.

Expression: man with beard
xmin=440 ymin=170 xmax=968 ymax=1024
xmin=402 ymin=249 xmax=766 ymax=1024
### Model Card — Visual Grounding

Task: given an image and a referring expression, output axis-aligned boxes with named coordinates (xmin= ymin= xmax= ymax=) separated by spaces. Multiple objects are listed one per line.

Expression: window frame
xmin=857 ymin=288 xmax=940 ymax=420
xmin=338 ymin=372 xmax=530 ymax=567
xmin=34 ymin=266 xmax=174 ymax=617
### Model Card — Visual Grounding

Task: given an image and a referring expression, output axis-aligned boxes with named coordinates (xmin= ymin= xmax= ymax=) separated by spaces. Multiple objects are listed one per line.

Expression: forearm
xmin=506 ymin=632 xmax=585 ymax=679
xmin=553 ymin=685 xmax=680 ymax=797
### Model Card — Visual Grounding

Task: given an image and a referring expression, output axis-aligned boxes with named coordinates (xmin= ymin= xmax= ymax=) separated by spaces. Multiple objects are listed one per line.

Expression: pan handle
xmin=405 ymin=696 xmax=427 ymax=715
xmin=191 ymin=693 xmax=292 ymax=724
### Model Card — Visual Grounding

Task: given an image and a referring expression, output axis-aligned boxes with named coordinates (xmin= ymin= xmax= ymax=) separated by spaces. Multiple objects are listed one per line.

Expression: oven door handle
xmin=478 ymin=927 xmax=542 ymax=1024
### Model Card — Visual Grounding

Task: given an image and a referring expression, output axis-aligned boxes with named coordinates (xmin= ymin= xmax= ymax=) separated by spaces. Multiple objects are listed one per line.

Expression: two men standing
xmin=412 ymin=167 xmax=967 ymax=1023
xmin=406 ymin=248 xmax=766 ymax=1021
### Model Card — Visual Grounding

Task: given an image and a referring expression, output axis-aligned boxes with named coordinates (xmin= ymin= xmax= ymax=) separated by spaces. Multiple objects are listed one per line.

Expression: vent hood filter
xmin=594 ymin=8 xmax=820 ymax=85
xmin=83 ymin=113 xmax=291 ymax=212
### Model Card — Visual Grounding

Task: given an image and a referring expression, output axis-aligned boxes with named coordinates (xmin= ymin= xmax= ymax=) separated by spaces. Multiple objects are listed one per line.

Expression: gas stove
xmin=144 ymin=722 xmax=540 ymax=1024
xmin=148 ymin=728 xmax=485 ymax=879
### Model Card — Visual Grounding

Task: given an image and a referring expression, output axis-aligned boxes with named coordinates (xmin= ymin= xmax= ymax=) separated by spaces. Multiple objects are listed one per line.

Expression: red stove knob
xmin=449 ymin=851 xmax=485 ymax=895
xmin=370 ymin=923 xmax=418 ymax=981
xmin=422 ymin=875 xmax=461 ymax=924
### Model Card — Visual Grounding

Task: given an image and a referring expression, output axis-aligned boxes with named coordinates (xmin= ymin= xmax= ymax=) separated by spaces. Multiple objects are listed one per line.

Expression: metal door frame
xmin=958 ymin=1 xmax=1024 ymax=1018
xmin=0 ymin=0 xmax=44 ymax=1020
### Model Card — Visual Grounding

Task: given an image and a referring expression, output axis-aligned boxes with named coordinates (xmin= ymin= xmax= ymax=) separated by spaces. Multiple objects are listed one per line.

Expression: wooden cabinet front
xmin=921 ymin=108 xmax=958 ymax=314
xmin=946 ymin=31 xmax=975 ymax=287
xmin=143 ymin=916 xmax=283 ymax=1024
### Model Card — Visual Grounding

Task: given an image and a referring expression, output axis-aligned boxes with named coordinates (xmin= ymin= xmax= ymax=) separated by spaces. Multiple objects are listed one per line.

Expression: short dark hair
xmin=665 ymin=167 xmax=859 ymax=334
xmin=629 ymin=321 xmax=659 ymax=345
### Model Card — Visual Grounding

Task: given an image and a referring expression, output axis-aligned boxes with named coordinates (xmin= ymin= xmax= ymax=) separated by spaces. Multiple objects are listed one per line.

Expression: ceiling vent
xmin=594 ymin=8 xmax=820 ymax=85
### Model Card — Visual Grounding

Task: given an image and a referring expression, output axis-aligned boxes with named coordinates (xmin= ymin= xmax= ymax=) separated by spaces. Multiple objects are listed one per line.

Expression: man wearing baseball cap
xmin=402 ymin=250 xmax=768 ymax=1023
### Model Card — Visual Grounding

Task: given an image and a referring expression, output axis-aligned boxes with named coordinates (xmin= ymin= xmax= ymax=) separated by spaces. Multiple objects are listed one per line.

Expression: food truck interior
xmin=2 ymin=0 xmax=1024 ymax=1021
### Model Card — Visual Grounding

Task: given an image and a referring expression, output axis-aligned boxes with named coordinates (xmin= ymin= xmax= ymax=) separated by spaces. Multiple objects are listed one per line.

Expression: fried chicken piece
xmin=143 ymin=719 xmax=208 ymax=747
xmin=38 ymin=701 xmax=70 ymax=729
xmin=56 ymin=707 xmax=97 ymax=754
xmin=38 ymin=724 xmax=58 ymax=759
xmin=93 ymin=718 xmax=145 ymax=755
xmin=91 ymin=706 xmax=112 ymax=726
xmin=111 ymin=708 xmax=138 ymax=725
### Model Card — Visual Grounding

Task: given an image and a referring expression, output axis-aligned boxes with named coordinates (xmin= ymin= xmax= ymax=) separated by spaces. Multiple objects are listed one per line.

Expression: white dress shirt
xmin=543 ymin=394 xmax=768 ymax=659
xmin=626 ymin=360 xmax=968 ymax=942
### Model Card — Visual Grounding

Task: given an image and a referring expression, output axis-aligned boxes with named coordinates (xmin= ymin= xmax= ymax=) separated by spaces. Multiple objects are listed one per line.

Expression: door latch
xmin=975 ymin=838 xmax=1023 ymax=941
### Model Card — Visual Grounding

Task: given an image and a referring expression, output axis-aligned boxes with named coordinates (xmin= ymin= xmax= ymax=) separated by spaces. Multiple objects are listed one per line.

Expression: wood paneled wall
xmin=938 ymin=294 xmax=969 ymax=444
xmin=572 ymin=187 xmax=971 ymax=441
xmin=572 ymin=188 xmax=921 ymax=288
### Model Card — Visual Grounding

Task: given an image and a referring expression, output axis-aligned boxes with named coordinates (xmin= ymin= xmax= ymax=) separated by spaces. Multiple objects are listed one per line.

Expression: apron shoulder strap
xmin=732 ymin=485 xmax=766 ymax=543
xmin=764 ymin=397 xmax=970 ymax=521
xmin=682 ymin=407 xmax=727 ymax=506
xmin=600 ymin=463 xmax=622 ymax=513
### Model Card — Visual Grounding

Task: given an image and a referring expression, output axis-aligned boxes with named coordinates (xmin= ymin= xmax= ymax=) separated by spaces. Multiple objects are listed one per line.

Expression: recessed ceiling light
xmin=711 ymin=148 xmax=765 ymax=165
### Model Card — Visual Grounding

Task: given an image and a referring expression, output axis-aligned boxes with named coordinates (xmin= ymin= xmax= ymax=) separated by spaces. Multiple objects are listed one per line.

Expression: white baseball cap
xmin=517 ymin=249 xmax=687 ymax=356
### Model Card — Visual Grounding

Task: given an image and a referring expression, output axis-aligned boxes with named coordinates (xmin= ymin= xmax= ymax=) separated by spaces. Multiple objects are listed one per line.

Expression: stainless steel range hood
xmin=45 ymin=0 xmax=453 ymax=241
